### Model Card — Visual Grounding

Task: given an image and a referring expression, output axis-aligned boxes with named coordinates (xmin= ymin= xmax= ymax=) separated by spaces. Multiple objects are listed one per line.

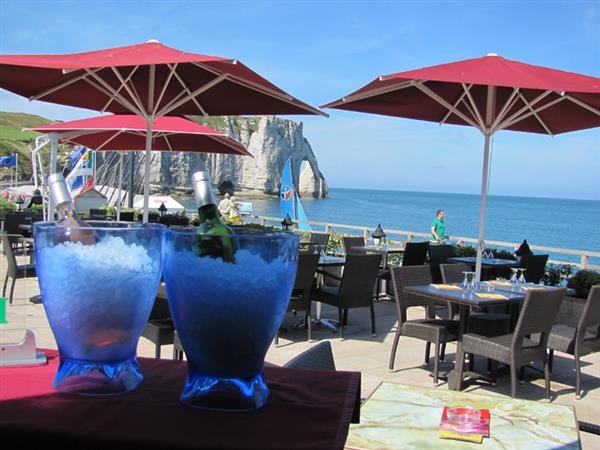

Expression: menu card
xmin=439 ymin=406 xmax=490 ymax=444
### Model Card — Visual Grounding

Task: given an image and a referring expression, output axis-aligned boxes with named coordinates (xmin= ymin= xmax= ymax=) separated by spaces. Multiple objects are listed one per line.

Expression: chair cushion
xmin=401 ymin=319 xmax=459 ymax=342
xmin=547 ymin=324 xmax=600 ymax=355
xmin=313 ymin=285 xmax=340 ymax=306
xmin=462 ymin=333 xmax=541 ymax=365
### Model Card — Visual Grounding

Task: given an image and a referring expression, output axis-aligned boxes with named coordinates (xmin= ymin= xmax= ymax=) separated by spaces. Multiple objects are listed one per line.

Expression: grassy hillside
xmin=0 ymin=112 xmax=54 ymax=180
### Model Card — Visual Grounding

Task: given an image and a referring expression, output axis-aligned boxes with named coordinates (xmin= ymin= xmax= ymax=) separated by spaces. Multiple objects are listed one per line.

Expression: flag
xmin=0 ymin=154 xmax=17 ymax=168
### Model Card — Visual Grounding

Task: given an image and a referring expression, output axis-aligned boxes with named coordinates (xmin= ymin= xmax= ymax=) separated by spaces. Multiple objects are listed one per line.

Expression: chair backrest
xmin=292 ymin=253 xmax=320 ymax=307
xmin=428 ymin=244 xmax=456 ymax=283
xmin=337 ymin=254 xmax=382 ymax=308
xmin=578 ymin=285 xmax=600 ymax=339
xmin=309 ymin=232 xmax=330 ymax=246
xmin=342 ymin=236 xmax=366 ymax=255
xmin=518 ymin=254 xmax=549 ymax=284
xmin=119 ymin=211 xmax=135 ymax=221
xmin=512 ymin=288 xmax=566 ymax=350
xmin=2 ymin=213 xmax=31 ymax=235
xmin=390 ymin=265 xmax=434 ymax=324
xmin=440 ymin=263 xmax=472 ymax=284
xmin=0 ymin=232 xmax=18 ymax=277
xmin=283 ymin=341 xmax=336 ymax=370
xmin=402 ymin=241 xmax=430 ymax=266
xmin=89 ymin=208 xmax=107 ymax=220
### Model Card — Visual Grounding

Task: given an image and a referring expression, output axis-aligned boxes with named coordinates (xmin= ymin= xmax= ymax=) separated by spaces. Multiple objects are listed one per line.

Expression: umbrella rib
xmin=564 ymin=94 xmax=600 ymax=117
xmin=153 ymin=63 xmax=179 ymax=117
xmin=155 ymin=74 xmax=229 ymax=117
xmin=441 ymin=86 xmax=470 ymax=125
xmin=84 ymin=68 xmax=145 ymax=116
xmin=496 ymin=91 xmax=557 ymax=131
xmin=517 ymin=91 xmax=553 ymax=135
xmin=332 ymin=80 xmax=414 ymax=106
xmin=28 ymin=67 xmax=102 ymax=102
xmin=490 ymin=88 xmax=521 ymax=131
xmin=168 ymin=64 xmax=208 ymax=116
xmin=461 ymin=83 xmax=486 ymax=129
xmin=101 ymin=66 xmax=140 ymax=113
xmin=208 ymin=134 xmax=250 ymax=155
xmin=413 ymin=81 xmax=481 ymax=130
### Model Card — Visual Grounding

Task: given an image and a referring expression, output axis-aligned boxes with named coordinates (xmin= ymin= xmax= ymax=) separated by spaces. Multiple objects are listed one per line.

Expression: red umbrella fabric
xmin=323 ymin=54 xmax=600 ymax=280
xmin=0 ymin=40 xmax=324 ymax=221
xmin=0 ymin=40 xmax=323 ymax=117
xmin=27 ymin=114 xmax=251 ymax=156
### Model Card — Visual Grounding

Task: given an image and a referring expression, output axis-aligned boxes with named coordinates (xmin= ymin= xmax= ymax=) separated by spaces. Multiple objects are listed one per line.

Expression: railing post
xmin=325 ymin=224 xmax=332 ymax=233
xmin=363 ymin=229 xmax=369 ymax=243
xmin=580 ymin=254 xmax=589 ymax=269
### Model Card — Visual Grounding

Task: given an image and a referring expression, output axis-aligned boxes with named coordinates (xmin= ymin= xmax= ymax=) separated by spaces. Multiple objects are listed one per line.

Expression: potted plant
xmin=567 ymin=269 xmax=600 ymax=299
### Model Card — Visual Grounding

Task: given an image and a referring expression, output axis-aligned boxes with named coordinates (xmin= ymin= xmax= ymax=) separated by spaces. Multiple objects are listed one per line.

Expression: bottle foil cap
xmin=192 ymin=171 xmax=216 ymax=207
xmin=47 ymin=173 xmax=73 ymax=210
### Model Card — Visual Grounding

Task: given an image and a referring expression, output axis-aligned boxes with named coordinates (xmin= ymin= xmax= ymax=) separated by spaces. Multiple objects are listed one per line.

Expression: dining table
xmin=0 ymin=348 xmax=361 ymax=449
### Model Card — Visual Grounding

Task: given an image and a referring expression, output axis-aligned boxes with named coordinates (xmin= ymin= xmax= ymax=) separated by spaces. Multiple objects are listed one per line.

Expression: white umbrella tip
xmin=486 ymin=53 xmax=499 ymax=57
xmin=146 ymin=39 xmax=160 ymax=44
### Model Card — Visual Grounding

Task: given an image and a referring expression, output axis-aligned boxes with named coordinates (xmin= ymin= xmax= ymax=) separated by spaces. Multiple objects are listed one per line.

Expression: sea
xmin=176 ymin=188 xmax=600 ymax=267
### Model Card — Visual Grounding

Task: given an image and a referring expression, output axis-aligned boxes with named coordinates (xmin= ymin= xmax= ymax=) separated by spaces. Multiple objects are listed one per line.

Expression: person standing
xmin=431 ymin=209 xmax=446 ymax=242
xmin=218 ymin=192 xmax=231 ymax=221
xmin=227 ymin=195 xmax=241 ymax=225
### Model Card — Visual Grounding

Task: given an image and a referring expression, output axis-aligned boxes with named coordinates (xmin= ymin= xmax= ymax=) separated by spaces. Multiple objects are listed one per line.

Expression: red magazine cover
xmin=439 ymin=406 xmax=490 ymax=437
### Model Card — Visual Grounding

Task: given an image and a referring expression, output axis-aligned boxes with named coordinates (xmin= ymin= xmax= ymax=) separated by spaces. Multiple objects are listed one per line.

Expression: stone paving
xmin=2 ymin=264 xmax=599 ymax=448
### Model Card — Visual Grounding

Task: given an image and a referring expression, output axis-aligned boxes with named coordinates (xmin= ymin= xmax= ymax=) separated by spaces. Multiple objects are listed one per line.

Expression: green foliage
xmin=567 ymin=269 xmax=600 ymax=299
xmin=0 ymin=197 xmax=15 ymax=212
xmin=327 ymin=231 xmax=343 ymax=255
xmin=542 ymin=263 xmax=574 ymax=286
xmin=31 ymin=203 xmax=45 ymax=214
xmin=455 ymin=244 xmax=477 ymax=257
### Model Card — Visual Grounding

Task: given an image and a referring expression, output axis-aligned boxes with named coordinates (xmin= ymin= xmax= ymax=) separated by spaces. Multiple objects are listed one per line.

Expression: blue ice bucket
xmin=163 ymin=227 xmax=298 ymax=410
xmin=34 ymin=221 xmax=165 ymax=395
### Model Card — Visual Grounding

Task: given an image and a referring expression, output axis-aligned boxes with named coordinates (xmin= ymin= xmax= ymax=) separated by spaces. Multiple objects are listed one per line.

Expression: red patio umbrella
xmin=322 ymin=53 xmax=600 ymax=280
xmin=28 ymin=114 xmax=250 ymax=219
xmin=0 ymin=40 xmax=324 ymax=221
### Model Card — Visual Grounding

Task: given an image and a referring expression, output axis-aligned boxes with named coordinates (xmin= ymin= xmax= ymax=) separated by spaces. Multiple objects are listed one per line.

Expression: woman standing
xmin=228 ymin=195 xmax=241 ymax=225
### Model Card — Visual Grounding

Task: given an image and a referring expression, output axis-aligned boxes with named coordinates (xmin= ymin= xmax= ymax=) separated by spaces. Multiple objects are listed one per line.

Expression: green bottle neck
xmin=198 ymin=204 xmax=220 ymax=223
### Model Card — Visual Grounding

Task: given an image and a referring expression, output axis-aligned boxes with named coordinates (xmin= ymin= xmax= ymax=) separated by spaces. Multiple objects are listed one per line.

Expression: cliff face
xmin=153 ymin=116 xmax=328 ymax=198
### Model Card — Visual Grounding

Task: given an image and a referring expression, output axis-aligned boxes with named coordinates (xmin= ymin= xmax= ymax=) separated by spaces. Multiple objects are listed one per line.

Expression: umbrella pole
xmin=143 ymin=119 xmax=152 ymax=224
xmin=475 ymin=132 xmax=492 ymax=282
xmin=117 ymin=152 xmax=124 ymax=221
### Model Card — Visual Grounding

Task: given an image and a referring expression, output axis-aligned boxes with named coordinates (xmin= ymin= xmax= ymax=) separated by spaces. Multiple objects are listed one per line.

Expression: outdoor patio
xmin=3 ymin=273 xmax=600 ymax=448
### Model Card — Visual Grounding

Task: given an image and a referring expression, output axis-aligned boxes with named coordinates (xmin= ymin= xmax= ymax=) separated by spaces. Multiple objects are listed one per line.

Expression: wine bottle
xmin=47 ymin=173 xmax=96 ymax=245
xmin=192 ymin=171 xmax=236 ymax=262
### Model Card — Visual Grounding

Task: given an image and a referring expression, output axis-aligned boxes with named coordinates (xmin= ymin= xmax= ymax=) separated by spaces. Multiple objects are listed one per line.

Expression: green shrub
xmin=455 ymin=244 xmax=477 ymax=257
xmin=542 ymin=263 xmax=574 ymax=286
xmin=0 ymin=197 xmax=15 ymax=212
xmin=567 ymin=269 xmax=600 ymax=299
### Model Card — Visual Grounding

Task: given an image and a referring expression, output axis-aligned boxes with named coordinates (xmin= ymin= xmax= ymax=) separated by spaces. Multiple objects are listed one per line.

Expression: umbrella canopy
xmin=0 ymin=40 xmax=324 ymax=221
xmin=323 ymin=54 xmax=600 ymax=280
xmin=28 ymin=114 xmax=250 ymax=220
xmin=27 ymin=114 xmax=251 ymax=155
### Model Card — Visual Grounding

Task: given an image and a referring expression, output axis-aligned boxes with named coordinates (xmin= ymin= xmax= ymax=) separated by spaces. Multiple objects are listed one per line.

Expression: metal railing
xmin=251 ymin=215 xmax=600 ymax=271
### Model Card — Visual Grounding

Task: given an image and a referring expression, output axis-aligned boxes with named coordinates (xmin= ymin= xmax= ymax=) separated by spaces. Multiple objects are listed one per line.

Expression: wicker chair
xmin=342 ymin=236 xmax=366 ymax=255
xmin=276 ymin=253 xmax=320 ymax=344
xmin=389 ymin=265 xmax=459 ymax=385
xmin=428 ymin=244 xmax=456 ymax=283
xmin=402 ymin=241 xmax=430 ymax=266
xmin=283 ymin=341 xmax=336 ymax=370
xmin=547 ymin=286 xmax=600 ymax=398
xmin=1 ymin=232 xmax=36 ymax=305
xmin=518 ymin=254 xmax=549 ymax=284
xmin=455 ymin=288 xmax=566 ymax=398
xmin=312 ymin=254 xmax=382 ymax=339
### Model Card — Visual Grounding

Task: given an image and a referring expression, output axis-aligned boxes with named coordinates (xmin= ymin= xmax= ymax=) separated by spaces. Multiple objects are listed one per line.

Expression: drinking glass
xmin=509 ymin=268 xmax=519 ymax=284
xmin=163 ymin=228 xmax=299 ymax=410
xmin=518 ymin=268 xmax=527 ymax=284
xmin=34 ymin=221 xmax=165 ymax=395
xmin=460 ymin=271 xmax=471 ymax=291
xmin=468 ymin=272 xmax=478 ymax=291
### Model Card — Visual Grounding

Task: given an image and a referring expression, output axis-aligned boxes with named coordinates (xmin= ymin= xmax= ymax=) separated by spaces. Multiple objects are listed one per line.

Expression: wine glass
xmin=468 ymin=272 xmax=478 ymax=291
xmin=460 ymin=271 xmax=471 ymax=291
xmin=518 ymin=268 xmax=527 ymax=284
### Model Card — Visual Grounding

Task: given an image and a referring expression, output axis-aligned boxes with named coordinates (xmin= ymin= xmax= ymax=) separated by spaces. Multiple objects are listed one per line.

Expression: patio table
xmin=345 ymin=382 xmax=581 ymax=449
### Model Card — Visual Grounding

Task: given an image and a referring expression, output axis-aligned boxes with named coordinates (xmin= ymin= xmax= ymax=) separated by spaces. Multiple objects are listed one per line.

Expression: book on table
xmin=439 ymin=406 xmax=490 ymax=444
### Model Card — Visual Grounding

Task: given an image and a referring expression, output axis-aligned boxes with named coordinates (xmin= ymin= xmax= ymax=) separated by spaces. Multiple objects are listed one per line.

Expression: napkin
xmin=487 ymin=280 xmax=512 ymax=287
xmin=475 ymin=293 xmax=508 ymax=300
xmin=431 ymin=284 xmax=463 ymax=291
xmin=520 ymin=286 xmax=545 ymax=291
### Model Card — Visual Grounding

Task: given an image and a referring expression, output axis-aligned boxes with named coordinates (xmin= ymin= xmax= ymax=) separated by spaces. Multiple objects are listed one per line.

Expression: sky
xmin=0 ymin=0 xmax=599 ymax=200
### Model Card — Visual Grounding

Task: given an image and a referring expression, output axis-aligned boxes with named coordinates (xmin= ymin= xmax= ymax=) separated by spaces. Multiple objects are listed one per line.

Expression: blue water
xmin=177 ymin=188 xmax=600 ymax=266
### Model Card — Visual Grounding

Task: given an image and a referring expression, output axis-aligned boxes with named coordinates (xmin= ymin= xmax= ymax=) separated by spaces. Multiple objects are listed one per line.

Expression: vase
xmin=163 ymin=228 xmax=298 ymax=410
xmin=34 ymin=221 xmax=165 ymax=395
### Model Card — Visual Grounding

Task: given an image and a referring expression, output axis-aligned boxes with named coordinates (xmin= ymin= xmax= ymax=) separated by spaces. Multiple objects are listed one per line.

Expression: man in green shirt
xmin=431 ymin=209 xmax=446 ymax=242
